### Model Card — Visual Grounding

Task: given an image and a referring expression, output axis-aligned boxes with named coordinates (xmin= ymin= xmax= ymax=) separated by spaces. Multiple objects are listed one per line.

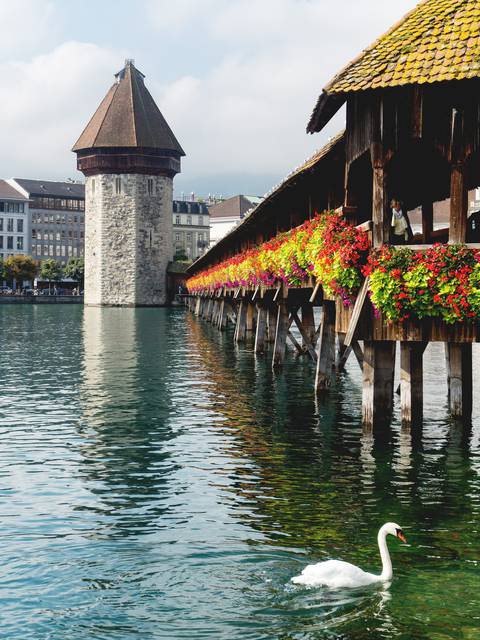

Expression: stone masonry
xmin=85 ymin=173 xmax=173 ymax=306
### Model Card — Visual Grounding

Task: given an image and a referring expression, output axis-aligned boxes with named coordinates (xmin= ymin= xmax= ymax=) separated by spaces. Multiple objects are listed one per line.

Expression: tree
xmin=64 ymin=257 xmax=85 ymax=290
xmin=39 ymin=259 xmax=63 ymax=294
xmin=174 ymin=248 xmax=189 ymax=261
xmin=4 ymin=255 xmax=37 ymax=289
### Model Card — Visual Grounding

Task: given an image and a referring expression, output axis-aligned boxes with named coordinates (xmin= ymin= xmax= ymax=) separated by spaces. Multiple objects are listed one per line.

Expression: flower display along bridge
xmin=186 ymin=0 xmax=480 ymax=428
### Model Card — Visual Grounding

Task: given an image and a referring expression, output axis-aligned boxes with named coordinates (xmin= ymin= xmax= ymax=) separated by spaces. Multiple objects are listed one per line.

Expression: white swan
xmin=291 ymin=522 xmax=406 ymax=589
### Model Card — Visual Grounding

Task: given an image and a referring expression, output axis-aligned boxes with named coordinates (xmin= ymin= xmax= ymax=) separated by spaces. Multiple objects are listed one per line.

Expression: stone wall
xmin=85 ymin=173 xmax=173 ymax=306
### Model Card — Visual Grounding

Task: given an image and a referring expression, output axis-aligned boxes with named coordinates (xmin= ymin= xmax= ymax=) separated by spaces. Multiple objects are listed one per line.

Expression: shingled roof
xmin=72 ymin=60 xmax=185 ymax=155
xmin=308 ymin=0 xmax=480 ymax=133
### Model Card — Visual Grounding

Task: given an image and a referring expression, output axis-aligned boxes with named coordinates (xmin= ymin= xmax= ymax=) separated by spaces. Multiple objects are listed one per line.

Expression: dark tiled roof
xmin=173 ymin=200 xmax=209 ymax=215
xmin=308 ymin=0 xmax=480 ymax=133
xmin=208 ymin=195 xmax=258 ymax=219
xmin=72 ymin=60 xmax=185 ymax=155
xmin=0 ymin=180 xmax=28 ymax=200
xmin=13 ymin=179 xmax=85 ymax=198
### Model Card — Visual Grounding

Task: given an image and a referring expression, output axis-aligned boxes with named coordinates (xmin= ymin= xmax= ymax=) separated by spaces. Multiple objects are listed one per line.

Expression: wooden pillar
xmin=235 ymin=300 xmax=247 ymax=342
xmin=267 ymin=307 xmax=277 ymax=343
xmin=246 ymin=302 xmax=255 ymax=334
xmin=372 ymin=163 xmax=389 ymax=248
xmin=254 ymin=304 xmax=267 ymax=353
xmin=301 ymin=304 xmax=315 ymax=348
xmin=336 ymin=332 xmax=346 ymax=370
xmin=315 ymin=301 xmax=336 ymax=391
xmin=218 ymin=300 xmax=227 ymax=330
xmin=445 ymin=343 xmax=472 ymax=419
xmin=272 ymin=302 xmax=288 ymax=369
xmin=422 ymin=202 xmax=433 ymax=243
xmin=449 ymin=162 xmax=468 ymax=243
xmin=362 ymin=340 xmax=396 ymax=427
xmin=195 ymin=297 xmax=201 ymax=316
xmin=400 ymin=342 xmax=423 ymax=425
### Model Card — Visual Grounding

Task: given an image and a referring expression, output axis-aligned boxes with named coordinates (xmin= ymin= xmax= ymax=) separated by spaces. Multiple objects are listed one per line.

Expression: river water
xmin=0 ymin=305 xmax=479 ymax=639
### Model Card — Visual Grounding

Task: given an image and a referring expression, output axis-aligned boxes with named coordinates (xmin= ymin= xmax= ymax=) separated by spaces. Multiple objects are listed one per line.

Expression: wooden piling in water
xmin=446 ymin=343 xmax=472 ymax=420
xmin=272 ymin=301 xmax=289 ymax=369
xmin=315 ymin=301 xmax=336 ymax=391
xmin=254 ymin=304 xmax=267 ymax=353
xmin=400 ymin=342 xmax=424 ymax=425
xmin=362 ymin=340 xmax=396 ymax=427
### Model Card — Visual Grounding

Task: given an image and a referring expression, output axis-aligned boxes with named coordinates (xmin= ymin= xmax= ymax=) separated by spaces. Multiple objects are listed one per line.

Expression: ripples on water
xmin=0 ymin=305 xmax=479 ymax=638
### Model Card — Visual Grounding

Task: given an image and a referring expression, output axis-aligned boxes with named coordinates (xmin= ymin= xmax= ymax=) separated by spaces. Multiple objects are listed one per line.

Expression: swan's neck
xmin=377 ymin=528 xmax=393 ymax=581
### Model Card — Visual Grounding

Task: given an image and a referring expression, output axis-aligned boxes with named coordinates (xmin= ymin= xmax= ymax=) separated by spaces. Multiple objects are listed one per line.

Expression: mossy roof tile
xmin=324 ymin=0 xmax=480 ymax=95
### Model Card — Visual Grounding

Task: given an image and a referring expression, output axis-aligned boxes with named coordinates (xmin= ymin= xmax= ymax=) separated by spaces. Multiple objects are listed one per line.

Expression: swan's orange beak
xmin=397 ymin=530 xmax=407 ymax=543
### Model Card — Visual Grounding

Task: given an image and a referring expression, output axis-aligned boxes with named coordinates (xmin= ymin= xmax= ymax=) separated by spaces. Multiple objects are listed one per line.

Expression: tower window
xmin=91 ymin=179 xmax=95 ymax=195
xmin=147 ymin=178 xmax=154 ymax=195
xmin=175 ymin=215 xmax=180 ymax=225
xmin=115 ymin=177 xmax=122 ymax=194
xmin=187 ymin=215 xmax=192 ymax=225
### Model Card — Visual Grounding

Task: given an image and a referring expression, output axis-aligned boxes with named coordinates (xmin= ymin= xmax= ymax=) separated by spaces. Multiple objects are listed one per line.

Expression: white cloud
xmin=0 ymin=0 xmax=57 ymax=57
xmin=0 ymin=42 xmax=125 ymax=179
xmin=154 ymin=0 xmax=418 ymax=185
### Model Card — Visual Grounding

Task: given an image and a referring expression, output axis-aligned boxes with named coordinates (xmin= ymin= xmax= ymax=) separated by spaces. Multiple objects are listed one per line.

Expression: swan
xmin=291 ymin=522 xmax=406 ymax=589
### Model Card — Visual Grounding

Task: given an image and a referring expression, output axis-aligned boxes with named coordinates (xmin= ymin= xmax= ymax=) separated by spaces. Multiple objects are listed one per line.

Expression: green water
xmin=0 ymin=305 xmax=479 ymax=639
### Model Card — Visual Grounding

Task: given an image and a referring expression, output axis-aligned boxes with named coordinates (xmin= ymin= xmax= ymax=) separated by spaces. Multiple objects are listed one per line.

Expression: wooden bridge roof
xmin=308 ymin=0 xmax=480 ymax=133
xmin=187 ymin=131 xmax=345 ymax=274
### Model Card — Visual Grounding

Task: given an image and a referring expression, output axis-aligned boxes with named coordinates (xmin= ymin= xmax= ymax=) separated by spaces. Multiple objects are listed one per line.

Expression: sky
xmin=0 ymin=0 xmax=419 ymax=198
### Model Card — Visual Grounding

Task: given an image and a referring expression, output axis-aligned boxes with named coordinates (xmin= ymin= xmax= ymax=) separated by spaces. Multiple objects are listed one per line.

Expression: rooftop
xmin=308 ymin=0 xmax=480 ymax=132
xmin=0 ymin=180 xmax=28 ymax=201
xmin=12 ymin=179 xmax=85 ymax=199
xmin=72 ymin=59 xmax=185 ymax=156
xmin=208 ymin=195 xmax=261 ymax=219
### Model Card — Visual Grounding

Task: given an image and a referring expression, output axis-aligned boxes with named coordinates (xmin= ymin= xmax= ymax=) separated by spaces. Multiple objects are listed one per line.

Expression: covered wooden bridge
xmin=186 ymin=0 xmax=480 ymax=428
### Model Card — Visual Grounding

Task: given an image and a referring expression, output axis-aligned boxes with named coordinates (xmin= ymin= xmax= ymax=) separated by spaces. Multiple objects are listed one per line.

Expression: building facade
xmin=8 ymin=179 xmax=84 ymax=265
xmin=208 ymin=195 xmax=262 ymax=246
xmin=173 ymin=199 xmax=209 ymax=260
xmin=0 ymin=180 xmax=29 ymax=261
xmin=73 ymin=59 xmax=184 ymax=307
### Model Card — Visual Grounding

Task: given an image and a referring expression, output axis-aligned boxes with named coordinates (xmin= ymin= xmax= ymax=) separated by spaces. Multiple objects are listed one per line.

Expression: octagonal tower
xmin=73 ymin=59 xmax=185 ymax=306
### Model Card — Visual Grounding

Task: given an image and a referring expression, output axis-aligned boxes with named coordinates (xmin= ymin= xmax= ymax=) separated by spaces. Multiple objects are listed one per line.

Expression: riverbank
xmin=0 ymin=295 xmax=83 ymax=304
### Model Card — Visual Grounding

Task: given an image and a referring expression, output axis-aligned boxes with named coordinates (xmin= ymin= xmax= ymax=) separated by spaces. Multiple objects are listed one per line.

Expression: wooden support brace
xmin=345 ymin=277 xmax=370 ymax=347
xmin=291 ymin=310 xmax=317 ymax=362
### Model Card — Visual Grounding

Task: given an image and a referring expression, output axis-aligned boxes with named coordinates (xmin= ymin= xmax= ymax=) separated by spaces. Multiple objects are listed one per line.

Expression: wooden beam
xmin=449 ymin=162 xmax=468 ymax=243
xmin=362 ymin=340 xmax=396 ymax=427
xmin=254 ymin=304 xmax=267 ymax=353
xmin=266 ymin=307 xmax=277 ymax=343
xmin=315 ymin=301 xmax=336 ymax=391
xmin=400 ymin=342 xmax=424 ymax=425
xmin=422 ymin=202 xmax=433 ymax=244
xmin=309 ymin=281 xmax=321 ymax=303
xmin=301 ymin=304 xmax=316 ymax=347
xmin=287 ymin=330 xmax=303 ymax=354
xmin=291 ymin=310 xmax=317 ymax=362
xmin=344 ymin=277 xmax=370 ymax=347
xmin=234 ymin=300 xmax=247 ymax=342
xmin=445 ymin=343 xmax=472 ymax=420
xmin=246 ymin=302 xmax=255 ymax=333
xmin=272 ymin=302 xmax=289 ymax=369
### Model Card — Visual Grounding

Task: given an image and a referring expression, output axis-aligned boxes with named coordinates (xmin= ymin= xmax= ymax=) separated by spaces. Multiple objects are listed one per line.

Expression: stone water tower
xmin=72 ymin=59 xmax=185 ymax=306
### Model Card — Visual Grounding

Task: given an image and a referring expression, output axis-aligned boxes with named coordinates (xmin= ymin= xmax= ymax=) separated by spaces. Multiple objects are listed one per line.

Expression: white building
xmin=173 ymin=199 xmax=210 ymax=260
xmin=0 ymin=180 xmax=29 ymax=260
xmin=208 ymin=195 xmax=262 ymax=246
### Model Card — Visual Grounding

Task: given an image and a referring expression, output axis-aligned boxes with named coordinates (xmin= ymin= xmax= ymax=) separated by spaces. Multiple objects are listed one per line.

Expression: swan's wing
xmin=291 ymin=559 xmax=378 ymax=588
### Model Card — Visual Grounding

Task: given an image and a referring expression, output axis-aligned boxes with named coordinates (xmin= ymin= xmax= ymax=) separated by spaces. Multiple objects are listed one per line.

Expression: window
xmin=147 ymin=178 xmax=153 ymax=195
xmin=175 ymin=233 xmax=180 ymax=242
xmin=61 ymin=246 xmax=66 ymax=257
xmin=73 ymin=216 xmax=78 ymax=223
xmin=175 ymin=215 xmax=181 ymax=225
xmin=37 ymin=231 xmax=42 ymax=241
xmin=56 ymin=232 xmax=60 ymax=241
xmin=0 ymin=203 xmax=3 ymax=212
xmin=0 ymin=218 xmax=3 ymax=231
xmin=49 ymin=245 xmax=54 ymax=256
xmin=186 ymin=233 xmax=192 ymax=241
xmin=198 ymin=233 xmax=204 ymax=241
xmin=17 ymin=219 xmax=23 ymax=233
xmin=55 ymin=199 xmax=62 ymax=209
xmin=115 ymin=177 xmax=121 ymax=194
xmin=0 ymin=237 xmax=3 ymax=249
xmin=32 ymin=229 xmax=36 ymax=238
xmin=7 ymin=218 xmax=13 ymax=232
xmin=16 ymin=237 xmax=23 ymax=250
xmin=187 ymin=216 xmax=192 ymax=225
xmin=7 ymin=236 xmax=13 ymax=249
xmin=199 ymin=216 xmax=203 ymax=226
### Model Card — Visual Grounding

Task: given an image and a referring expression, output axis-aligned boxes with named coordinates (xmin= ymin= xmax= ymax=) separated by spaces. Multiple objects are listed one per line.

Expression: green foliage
xmin=64 ymin=257 xmax=85 ymax=286
xmin=4 ymin=255 xmax=37 ymax=283
xmin=39 ymin=259 xmax=63 ymax=283
xmin=174 ymin=248 xmax=189 ymax=261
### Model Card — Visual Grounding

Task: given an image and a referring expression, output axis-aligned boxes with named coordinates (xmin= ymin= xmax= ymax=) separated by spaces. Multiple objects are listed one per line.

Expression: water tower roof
xmin=72 ymin=59 xmax=185 ymax=156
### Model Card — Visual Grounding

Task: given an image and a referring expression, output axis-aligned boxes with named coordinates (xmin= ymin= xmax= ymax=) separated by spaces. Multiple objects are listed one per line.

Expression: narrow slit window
xmin=115 ymin=177 xmax=122 ymax=195
xmin=147 ymin=178 xmax=154 ymax=195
